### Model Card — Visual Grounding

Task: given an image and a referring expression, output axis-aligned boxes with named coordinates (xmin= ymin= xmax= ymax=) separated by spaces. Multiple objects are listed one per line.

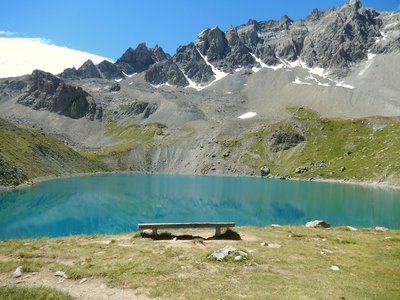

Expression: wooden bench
xmin=138 ymin=222 xmax=235 ymax=237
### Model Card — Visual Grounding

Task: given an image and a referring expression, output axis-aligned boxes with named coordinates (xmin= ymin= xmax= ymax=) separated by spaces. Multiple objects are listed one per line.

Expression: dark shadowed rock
xmin=17 ymin=70 xmax=98 ymax=120
xmin=271 ymin=132 xmax=305 ymax=151
xmin=97 ymin=60 xmax=124 ymax=79
xmin=145 ymin=60 xmax=189 ymax=87
xmin=77 ymin=60 xmax=102 ymax=79
xmin=260 ymin=166 xmax=270 ymax=177
xmin=195 ymin=26 xmax=230 ymax=62
xmin=116 ymin=43 xmax=168 ymax=74
xmin=173 ymin=43 xmax=215 ymax=84
xmin=305 ymin=220 xmax=331 ymax=228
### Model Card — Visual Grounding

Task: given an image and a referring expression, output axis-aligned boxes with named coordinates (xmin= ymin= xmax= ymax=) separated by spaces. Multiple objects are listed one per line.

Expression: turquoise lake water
xmin=0 ymin=174 xmax=399 ymax=239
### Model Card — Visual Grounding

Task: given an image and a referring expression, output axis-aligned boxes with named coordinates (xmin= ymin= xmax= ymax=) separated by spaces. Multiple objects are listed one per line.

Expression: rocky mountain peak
xmin=278 ymin=15 xmax=293 ymax=29
xmin=306 ymin=8 xmax=320 ymax=22
xmin=349 ymin=0 xmax=362 ymax=10
xmin=195 ymin=26 xmax=230 ymax=62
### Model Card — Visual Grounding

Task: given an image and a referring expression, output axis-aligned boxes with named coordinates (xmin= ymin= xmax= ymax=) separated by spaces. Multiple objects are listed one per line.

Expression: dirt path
xmin=0 ymin=270 xmax=156 ymax=300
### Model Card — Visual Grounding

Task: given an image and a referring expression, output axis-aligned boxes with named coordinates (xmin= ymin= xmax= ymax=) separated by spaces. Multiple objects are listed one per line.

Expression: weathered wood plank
xmin=138 ymin=222 xmax=235 ymax=230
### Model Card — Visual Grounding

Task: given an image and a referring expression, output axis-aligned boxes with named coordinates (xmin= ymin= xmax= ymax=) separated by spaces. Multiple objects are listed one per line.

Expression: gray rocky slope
xmin=0 ymin=0 xmax=399 ymax=175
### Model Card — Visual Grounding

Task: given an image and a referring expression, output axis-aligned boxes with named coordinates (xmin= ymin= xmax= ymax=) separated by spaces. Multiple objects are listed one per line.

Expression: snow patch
xmin=114 ymin=78 xmax=123 ymax=82
xmin=293 ymin=77 xmax=312 ymax=85
xmin=197 ymin=49 xmax=229 ymax=81
xmin=226 ymin=91 xmax=233 ymax=94
xmin=249 ymin=53 xmax=285 ymax=71
xmin=185 ymin=48 xmax=229 ymax=90
xmin=151 ymin=82 xmax=172 ymax=88
xmin=122 ymin=71 xmax=137 ymax=77
xmin=238 ymin=112 xmax=257 ymax=119
xmin=367 ymin=53 xmax=376 ymax=61
xmin=0 ymin=37 xmax=111 ymax=78
xmin=335 ymin=81 xmax=355 ymax=89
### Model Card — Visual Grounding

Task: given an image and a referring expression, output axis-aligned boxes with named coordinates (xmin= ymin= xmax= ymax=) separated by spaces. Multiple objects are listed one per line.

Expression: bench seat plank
xmin=138 ymin=222 xmax=235 ymax=230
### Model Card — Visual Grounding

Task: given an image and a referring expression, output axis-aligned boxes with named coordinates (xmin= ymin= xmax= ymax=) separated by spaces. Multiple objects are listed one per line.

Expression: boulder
xmin=374 ymin=226 xmax=388 ymax=232
xmin=54 ymin=271 xmax=68 ymax=279
xmin=330 ymin=265 xmax=340 ymax=271
xmin=208 ymin=246 xmax=248 ymax=261
xmin=295 ymin=166 xmax=308 ymax=174
xmin=260 ymin=166 xmax=270 ymax=177
xmin=12 ymin=266 xmax=23 ymax=278
xmin=305 ymin=220 xmax=331 ymax=228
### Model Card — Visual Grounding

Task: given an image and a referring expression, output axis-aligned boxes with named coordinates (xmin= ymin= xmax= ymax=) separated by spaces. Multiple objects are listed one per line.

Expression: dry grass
xmin=0 ymin=226 xmax=399 ymax=299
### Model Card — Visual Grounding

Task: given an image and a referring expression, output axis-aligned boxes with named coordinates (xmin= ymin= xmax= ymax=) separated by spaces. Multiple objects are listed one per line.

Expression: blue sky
xmin=1 ymin=0 xmax=399 ymax=59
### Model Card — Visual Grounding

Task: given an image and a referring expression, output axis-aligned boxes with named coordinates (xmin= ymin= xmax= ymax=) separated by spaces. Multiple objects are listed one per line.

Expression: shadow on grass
xmin=140 ymin=229 xmax=241 ymax=241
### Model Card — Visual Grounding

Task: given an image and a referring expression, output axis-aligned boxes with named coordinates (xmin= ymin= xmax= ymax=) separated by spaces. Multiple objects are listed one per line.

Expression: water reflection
xmin=0 ymin=174 xmax=399 ymax=239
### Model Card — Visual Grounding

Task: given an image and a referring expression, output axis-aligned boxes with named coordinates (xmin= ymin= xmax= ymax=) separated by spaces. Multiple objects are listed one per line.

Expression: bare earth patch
xmin=0 ymin=270 xmax=155 ymax=300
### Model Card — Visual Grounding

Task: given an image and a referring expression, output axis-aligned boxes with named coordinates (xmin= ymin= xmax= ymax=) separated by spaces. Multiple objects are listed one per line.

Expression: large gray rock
xmin=301 ymin=2 xmax=382 ymax=75
xmin=97 ymin=60 xmax=124 ymax=79
xmin=173 ymin=43 xmax=215 ymax=84
xmin=17 ymin=70 xmax=100 ymax=120
xmin=12 ymin=266 xmax=23 ymax=278
xmin=196 ymin=26 xmax=230 ymax=62
xmin=260 ymin=166 xmax=270 ymax=177
xmin=305 ymin=220 xmax=331 ymax=228
xmin=145 ymin=59 xmax=189 ymax=87
xmin=271 ymin=132 xmax=305 ymax=152
xmin=116 ymin=43 xmax=168 ymax=74
xmin=60 ymin=60 xmax=102 ymax=80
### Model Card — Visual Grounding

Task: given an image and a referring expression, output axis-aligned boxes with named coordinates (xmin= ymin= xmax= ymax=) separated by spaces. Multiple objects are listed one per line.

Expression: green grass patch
xmin=221 ymin=107 xmax=400 ymax=185
xmin=0 ymin=286 xmax=73 ymax=300
xmin=0 ymin=118 xmax=107 ymax=186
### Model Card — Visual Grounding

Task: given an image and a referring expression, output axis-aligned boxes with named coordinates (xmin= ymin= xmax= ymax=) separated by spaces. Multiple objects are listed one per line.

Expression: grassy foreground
xmin=0 ymin=226 xmax=399 ymax=299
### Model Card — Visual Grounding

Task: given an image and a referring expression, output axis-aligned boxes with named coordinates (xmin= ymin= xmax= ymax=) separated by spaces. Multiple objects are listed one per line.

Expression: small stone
xmin=54 ymin=271 xmax=68 ymax=279
xmin=330 ymin=265 xmax=340 ymax=271
xmin=271 ymin=224 xmax=281 ymax=228
xmin=142 ymin=229 xmax=153 ymax=236
xmin=173 ymin=237 xmax=177 ymax=241
xmin=347 ymin=226 xmax=358 ymax=231
xmin=374 ymin=226 xmax=388 ymax=232
xmin=79 ymin=278 xmax=88 ymax=284
xmin=234 ymin=256 xmax=243 ymax=261
xmin=340 ymin=166 xmax=346 ymax=172
xmin=261 ymin=242 xmax=281 ymax=248
xmin=13 ymin=266 xmax=23 ymax=278
xmin=295 ymin=166 xmax=308 ymax=174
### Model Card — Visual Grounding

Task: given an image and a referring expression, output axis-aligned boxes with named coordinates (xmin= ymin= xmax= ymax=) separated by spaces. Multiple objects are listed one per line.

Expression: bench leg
xmin=152 ymin=228 xmax=158 ymax=236
xmin=215 ymin=227 xmax=221 ymax=236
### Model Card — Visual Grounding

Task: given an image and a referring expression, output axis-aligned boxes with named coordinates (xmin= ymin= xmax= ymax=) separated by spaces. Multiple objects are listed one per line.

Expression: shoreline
xmin=1 ymin=170 xmax=400 ymax=192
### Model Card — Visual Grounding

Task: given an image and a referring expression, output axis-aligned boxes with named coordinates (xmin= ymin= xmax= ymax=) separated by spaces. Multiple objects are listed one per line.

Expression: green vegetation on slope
xmin=79 ymin=119 xmax=165 ymax=171
xmin=0 ymin=286 xmax=73 ymax=300
xmin=0 ymin=118 xmax=108 ymax=186
xmin=0 ymin=227 xmax=399 ymax=299
xmin=220 ymin=107 xmax=400 ymax=185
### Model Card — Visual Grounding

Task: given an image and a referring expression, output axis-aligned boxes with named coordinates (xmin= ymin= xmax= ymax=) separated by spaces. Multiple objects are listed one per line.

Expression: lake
xmin=0 ymin=174 xmax=399 ymax=239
